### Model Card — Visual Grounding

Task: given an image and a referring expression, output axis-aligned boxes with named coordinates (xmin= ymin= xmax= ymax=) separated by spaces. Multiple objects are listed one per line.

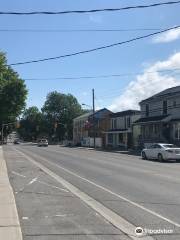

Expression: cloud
xmin=153 ymin=28 xmax=180 ymax=43
xmin=108 ymin=52 xmax=180 ymax=112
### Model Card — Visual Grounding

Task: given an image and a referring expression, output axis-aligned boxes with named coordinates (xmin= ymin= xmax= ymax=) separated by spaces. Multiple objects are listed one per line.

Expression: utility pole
xmin=92 ymin=89 xmax=96 ymax=148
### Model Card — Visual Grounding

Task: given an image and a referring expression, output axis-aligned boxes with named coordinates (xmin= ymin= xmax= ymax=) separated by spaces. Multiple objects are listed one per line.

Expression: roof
xmin=74 ymin=108 xmax=112 ymax=121
xmin=110 ymin=110 xmax=140 ymax=118
xmin=140 ymin=85 xmax=180 ymax=104
xmin=73 ymin=111 xmax=93 ymax=121
xmin=134 ymin=115 xmax=169 ymax=124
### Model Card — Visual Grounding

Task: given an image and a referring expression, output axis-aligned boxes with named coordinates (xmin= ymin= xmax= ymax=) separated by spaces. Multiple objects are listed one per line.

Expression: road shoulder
xmin=0 ymin=146 xmax=22 ymax=240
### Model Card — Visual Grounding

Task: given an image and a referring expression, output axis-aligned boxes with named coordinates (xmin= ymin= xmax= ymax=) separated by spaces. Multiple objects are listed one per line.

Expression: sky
xmin=1 ymin=0 xmax=180 ymax=112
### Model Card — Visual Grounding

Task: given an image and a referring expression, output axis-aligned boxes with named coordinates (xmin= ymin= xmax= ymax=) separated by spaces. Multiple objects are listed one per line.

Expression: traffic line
xmin=0 ymin=147 xmax=23 ymax=240
xmin=15 ymin=148 xmax=154 ymax=240
xmin=16 ymin=147 xmax=180 ymax=230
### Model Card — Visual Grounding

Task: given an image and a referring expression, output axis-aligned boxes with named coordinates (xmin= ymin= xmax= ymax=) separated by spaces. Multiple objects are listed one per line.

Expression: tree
xmin=0 ymin=52 xmax=28 ymax=126
xmin=18 ymin=107 xmax=45 ymax=141
xmin=42 ymin=91 xmax=83 ymax=140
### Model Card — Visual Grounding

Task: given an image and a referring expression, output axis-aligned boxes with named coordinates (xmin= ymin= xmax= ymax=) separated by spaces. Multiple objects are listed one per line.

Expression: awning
xmin=134 ymin=115 xmax=170 ymax=124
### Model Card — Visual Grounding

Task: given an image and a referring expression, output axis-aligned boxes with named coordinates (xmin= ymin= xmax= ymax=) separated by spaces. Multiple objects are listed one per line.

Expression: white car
xmin=37 ymin=139 xmax=48 ymax=147
xmin=141 ymin=143 xmax=180 ymax=161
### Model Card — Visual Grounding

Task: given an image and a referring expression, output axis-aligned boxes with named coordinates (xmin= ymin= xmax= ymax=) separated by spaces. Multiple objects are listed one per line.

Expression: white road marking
xmin=37 ymin=180 xmax=69 ymax=192
xmin=15 ymin=148 xmax=154 ymax=240
xmin=28 ymin=177 xmax=38 ymax=185
xmin=16 ymin=148 xmax=180 ymax=230
xmin=22 ymin=217 xmax=29 ymax=220
xmin=11 ymin=171 xmax=26 ymax=178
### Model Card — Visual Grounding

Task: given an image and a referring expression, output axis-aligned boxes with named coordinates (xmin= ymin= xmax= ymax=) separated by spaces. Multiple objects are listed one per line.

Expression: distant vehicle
xmin=13 ymin=139 xmax=20 ymax=144
xmin=37 ymin=139 xmax=48 ymax=147
xmin=141 ymin=143 xmax=180 ymax=161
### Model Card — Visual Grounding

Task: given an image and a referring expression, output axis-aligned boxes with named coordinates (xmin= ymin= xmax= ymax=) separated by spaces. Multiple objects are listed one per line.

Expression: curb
xmin=0 ymin=146 xmax=23 ymax=240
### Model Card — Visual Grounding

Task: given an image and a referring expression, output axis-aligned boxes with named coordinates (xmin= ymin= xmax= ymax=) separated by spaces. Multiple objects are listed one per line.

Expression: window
xmin=108 ymin=133 xmax=113 ymax=144
xmin=114 ymin=119 xmax=117 ymax=129
xmin=145 ymin=104 xmax=149 ymax=117
xmin=118 ymin=133 xmax=123 ymax=143
xmin=124 ymin=117 xmax=126 ymax=128
xmin=163 ymin=100 xmax=167 ymax=115
xmin=174 ymin=123 xmax=180 ymax=140
xmin=127 ymin=116 xmax=130 ymax=128
xmin=173 ymin=101 xmax=177 ymax=107
xmin=111 ymin=119 xmax=117 ymax=129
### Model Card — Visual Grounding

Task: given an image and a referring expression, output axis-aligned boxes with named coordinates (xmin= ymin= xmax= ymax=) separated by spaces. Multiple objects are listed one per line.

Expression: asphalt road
xmin=3 ymin=144 xmax=180 ymax=240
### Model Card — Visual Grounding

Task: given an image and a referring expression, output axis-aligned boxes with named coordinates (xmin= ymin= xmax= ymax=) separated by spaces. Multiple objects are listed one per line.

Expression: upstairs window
xmin=145 ymin=104 xmax=149 ymax=117
xmin=127 ymin=116 xmax=131 ymax=128
xmin=163 ymin=100 xmax=167 ymax=115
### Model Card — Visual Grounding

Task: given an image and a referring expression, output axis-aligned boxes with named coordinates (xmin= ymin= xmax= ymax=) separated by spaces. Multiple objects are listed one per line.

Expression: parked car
xmin=13 ymin=139 xmax=20 ymax=144
xmin=37 ymin=139 xmax=48 ymax=147
xmin=141 ymin=143 xmax=180 ymax=161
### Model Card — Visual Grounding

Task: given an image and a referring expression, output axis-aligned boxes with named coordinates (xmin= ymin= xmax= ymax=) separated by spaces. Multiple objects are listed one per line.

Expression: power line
xmin=1 ymin=1 xmax=180 ymax=15
xmin=24 ymin=68 xmax=180 ymax=81
xmin=9 ymin=25 xmax=180 ymax=66
xmin=0 ymin=28 xmax=163 ymax=33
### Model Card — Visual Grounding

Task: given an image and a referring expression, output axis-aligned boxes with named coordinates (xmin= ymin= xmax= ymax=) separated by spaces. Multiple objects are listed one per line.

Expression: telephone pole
xmin=92 ymin=89 xmax=96 ymax=148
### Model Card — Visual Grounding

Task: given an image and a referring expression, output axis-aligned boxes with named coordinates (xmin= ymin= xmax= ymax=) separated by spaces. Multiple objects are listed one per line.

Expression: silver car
xmin=37 ymin=139 xmax=48 ymax=147
xmin=141 ymin=143 xmax=180 ymax=161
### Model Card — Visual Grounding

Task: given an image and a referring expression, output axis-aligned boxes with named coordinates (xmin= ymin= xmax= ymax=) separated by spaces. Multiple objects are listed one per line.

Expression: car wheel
xmin=142 ymin=151 xmax=147 ymax=160
xmin=158 ymin=153 xmax=164 ymax=162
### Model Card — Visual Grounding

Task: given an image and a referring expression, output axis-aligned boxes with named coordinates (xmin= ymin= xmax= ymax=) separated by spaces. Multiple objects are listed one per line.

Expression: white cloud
xmin=109 ymin=52 xmax=180 ymax=112
xmin=153 ymin=28 xmax=180 ymax=43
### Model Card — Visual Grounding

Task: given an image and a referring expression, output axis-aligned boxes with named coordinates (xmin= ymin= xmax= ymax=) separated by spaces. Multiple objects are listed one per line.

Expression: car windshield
xmin=162 ymin=144 xmax=178 ymax=148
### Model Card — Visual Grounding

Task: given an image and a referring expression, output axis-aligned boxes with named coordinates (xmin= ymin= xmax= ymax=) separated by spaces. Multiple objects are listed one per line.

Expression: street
xmin=3 ymin=144 xmax=180 ymax=240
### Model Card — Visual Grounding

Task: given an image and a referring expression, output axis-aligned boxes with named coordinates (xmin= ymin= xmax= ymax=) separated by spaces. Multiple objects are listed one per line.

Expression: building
xmin=134 ymin=86 xmax=180 ymax=147
xmin=73 ymin=111 xmax=93 ymax=146
xmin=105 ymin=110 xmax=141 ymax=149
xmin=73 ymin=108 xmax=111 ymax=147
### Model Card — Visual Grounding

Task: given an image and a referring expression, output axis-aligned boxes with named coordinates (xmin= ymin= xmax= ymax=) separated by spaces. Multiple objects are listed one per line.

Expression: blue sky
xmin=1 ymin=0 xmax=180 ymax=111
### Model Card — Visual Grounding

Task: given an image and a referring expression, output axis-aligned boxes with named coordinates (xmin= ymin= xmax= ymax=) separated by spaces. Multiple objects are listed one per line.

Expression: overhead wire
xmin=23 ymin=68 xmax=180 ymax=81
xmin=0 ymin=1 xmax=180 ymax=15
xmin=9 ymin=25 xmax=180 ymax=66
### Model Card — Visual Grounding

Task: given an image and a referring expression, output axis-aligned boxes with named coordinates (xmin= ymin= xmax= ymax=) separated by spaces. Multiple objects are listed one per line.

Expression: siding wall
xmin=141 ymin=94 xmax=180 ymax=118
xmin=111 ymin=114 xmax=140 ymax=130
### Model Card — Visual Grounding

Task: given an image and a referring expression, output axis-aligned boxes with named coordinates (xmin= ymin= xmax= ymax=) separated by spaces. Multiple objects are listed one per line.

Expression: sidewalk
xmin=0 ymin=146 xmax=22 ymax=240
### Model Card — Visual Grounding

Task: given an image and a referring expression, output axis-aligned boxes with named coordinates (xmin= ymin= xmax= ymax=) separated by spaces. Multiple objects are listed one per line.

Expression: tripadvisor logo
xmin=135 ymin=227 xmax=144 ymax=237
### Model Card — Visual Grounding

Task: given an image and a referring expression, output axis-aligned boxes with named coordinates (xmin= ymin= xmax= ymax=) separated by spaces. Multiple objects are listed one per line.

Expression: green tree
xmin=18 ymin=107 xmax=46 ymax=141
xmin=42 ymin=91 xmax=83 ymax=140
xmin=0 ymin=52 xmax=28 ymax=126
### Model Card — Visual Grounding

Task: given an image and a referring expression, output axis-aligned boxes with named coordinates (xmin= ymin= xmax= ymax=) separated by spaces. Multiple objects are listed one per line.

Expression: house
xmin=73 ymin=108 xmax=111 ymax=147
xmin=134 ymin=86 xmax=180 ymax=147
xmin=73 ymin=111 xmax=93 ymax=146
xmin=105 ymin=110 xmax=141 ymax=149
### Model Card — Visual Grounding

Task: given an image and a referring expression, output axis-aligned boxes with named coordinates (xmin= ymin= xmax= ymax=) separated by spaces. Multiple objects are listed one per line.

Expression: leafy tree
xmin=0 ymin=52 xmax=28 ymax=129
xmin=18 ymin=107 xmax=46 ymax=141
xmin=42 ymin=91 xmax=83 ymax=140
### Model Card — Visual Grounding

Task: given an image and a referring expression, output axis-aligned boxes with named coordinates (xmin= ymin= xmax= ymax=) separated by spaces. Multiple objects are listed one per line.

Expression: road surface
xmin=3 ymin=144 xmax=180 ymax=240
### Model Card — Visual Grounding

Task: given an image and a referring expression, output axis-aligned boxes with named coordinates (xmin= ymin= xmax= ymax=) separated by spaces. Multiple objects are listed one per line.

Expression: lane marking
xmin=15 ymin=148 xmax=153 ymax=240
xmin=37 ymin=180 xmax=69 ymax=192
xmin=28 ymin=177 xmax=38 ymax=185
xmin=11 ymin=171 xmax=26 ymax=178
xmin=16 ymin=147 xmax=180 ymax=230
xmin=37 ymin=147 xmax=157 ymax=175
